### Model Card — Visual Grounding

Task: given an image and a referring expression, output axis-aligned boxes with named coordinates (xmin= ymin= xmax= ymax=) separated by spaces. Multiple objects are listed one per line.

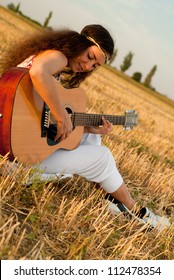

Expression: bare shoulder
xmin=30 ymin=50 xmax=68 ymax=75
xmin=36 ymin=50 xmax=67 ymax=65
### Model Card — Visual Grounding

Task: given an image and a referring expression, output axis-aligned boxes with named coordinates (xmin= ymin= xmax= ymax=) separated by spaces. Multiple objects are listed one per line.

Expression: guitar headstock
xmin=123 ymin=110 xmax=138 ymax=130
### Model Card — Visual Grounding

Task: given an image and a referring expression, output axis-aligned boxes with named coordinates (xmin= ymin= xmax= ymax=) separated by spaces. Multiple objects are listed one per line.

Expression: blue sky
xmin=1 ymin=0 xmax=174 ymax=100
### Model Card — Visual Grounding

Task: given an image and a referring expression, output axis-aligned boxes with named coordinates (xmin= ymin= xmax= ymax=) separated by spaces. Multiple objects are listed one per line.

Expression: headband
xmin=86 ymin=36 xmax=108 ymax=62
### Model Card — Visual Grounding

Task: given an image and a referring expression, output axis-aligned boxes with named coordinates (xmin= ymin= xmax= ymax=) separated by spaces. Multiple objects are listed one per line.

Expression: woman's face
xmin=69 ymin=45 xmax=108 ymax=73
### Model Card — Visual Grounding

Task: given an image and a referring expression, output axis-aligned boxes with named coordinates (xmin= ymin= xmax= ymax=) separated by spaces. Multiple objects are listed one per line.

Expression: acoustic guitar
xmin=0 ymin=67 xmax=138 ymax=164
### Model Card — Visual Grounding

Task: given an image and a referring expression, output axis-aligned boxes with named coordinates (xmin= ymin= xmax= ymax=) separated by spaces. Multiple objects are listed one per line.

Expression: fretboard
xmin=71 ymin=113 xmax=126 ymax=127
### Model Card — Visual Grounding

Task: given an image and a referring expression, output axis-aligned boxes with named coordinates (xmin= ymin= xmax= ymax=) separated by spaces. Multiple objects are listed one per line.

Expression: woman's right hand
xmin=29 ymin=50 xmax=73 ymax=142
xmin=55 ymin=107 xmax=73 ymax=142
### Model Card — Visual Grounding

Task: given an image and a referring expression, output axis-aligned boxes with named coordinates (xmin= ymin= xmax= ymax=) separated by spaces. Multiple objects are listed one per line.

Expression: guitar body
xmin=0 ymin=68 xmax=86 ymax=163
xmin=0 ymin=68 xmax=138 ymax=164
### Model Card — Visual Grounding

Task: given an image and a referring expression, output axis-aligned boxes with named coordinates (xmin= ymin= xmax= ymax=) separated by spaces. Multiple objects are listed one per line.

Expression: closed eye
xmin=88 ymin=52 xmax=101 ymax=69
xmin=88 ymin=53 xmax=94 ymax=60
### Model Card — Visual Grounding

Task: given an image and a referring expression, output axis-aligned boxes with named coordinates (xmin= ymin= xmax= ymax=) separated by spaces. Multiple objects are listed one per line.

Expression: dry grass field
xmin=0 ymin=6 xmax=174 ymax=260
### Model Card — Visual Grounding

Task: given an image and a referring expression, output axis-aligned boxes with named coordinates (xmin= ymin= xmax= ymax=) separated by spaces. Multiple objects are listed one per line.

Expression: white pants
xmin=39 ymin=134 xmax=123 ymax=193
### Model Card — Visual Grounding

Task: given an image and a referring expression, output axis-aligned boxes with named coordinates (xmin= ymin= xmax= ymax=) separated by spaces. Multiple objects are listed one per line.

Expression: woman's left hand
xmin=84 ymin=116 xmax=113 ymax=135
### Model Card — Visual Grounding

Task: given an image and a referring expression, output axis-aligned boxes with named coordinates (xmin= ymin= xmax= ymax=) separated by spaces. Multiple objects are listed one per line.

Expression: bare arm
xmin=29 ymin=49 xmax=72 ymax=141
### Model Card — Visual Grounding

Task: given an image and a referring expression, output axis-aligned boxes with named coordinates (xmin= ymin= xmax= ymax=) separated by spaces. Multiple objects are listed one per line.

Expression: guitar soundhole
xmin=46 ymin=107 xmax=73 ymax=146
xmin=66 ymin=107 xmax=73 ymax=114
xmin=47 ymin=124 xmax=59 ymax=146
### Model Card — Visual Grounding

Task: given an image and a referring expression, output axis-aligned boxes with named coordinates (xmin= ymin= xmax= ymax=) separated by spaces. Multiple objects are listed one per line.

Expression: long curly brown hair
xmin=2 ymin=24 xmax=114 ymax=87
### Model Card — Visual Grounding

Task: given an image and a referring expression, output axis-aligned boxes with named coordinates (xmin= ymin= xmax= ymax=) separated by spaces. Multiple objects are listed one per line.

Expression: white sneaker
xmin=104 ymin=199 xmax=122 ymax=215
xmin=104 ymin=198 xmax=130 ymax=216
xmin=104 ymin=197 xmax=171 ymax=231
xmin=135 ymin=207 xmax=171 ymax=231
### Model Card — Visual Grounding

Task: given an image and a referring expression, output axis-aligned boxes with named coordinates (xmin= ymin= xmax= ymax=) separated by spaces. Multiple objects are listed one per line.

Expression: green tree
xmin=7 ymin=3 xmax=20 ymax=12
xmin=120 ymin=51 xmax=134 ymax=72
xmin=43 ymin=11 xmax=53 ymax=28
xmin=132 ymin=72 xmax=142 ymax=82
xmin=144 ymin=65 xmax=157 ymax=88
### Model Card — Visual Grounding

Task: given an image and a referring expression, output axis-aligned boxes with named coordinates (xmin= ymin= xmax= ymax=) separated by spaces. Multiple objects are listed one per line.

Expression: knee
xmin=100 ymin=146 xmax=115 ymax=165
xmin=99 ymin=145 xmax=113 ymax=158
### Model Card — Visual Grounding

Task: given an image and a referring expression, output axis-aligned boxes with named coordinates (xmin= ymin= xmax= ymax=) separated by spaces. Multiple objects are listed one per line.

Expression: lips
xmin=78 ymin=63 xmax=84 ymax=72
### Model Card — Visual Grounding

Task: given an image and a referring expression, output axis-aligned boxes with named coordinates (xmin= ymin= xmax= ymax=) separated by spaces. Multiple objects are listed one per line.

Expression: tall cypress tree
xmin=43 ymin=11 xmax=53 ymax=28
xmin=144 ymin=65 xmax=157 ymax=88
xmin=120 ymin=51 xmax=134 ymax=72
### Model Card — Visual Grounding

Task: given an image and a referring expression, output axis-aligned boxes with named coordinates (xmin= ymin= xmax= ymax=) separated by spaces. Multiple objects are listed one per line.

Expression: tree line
xmin=109 ymin=50 xmax=157 ymax=91
xmin=7 ymin=2 xmax=157 ymax=91
xmin=7 ymin=2 xmax=52 ymax=28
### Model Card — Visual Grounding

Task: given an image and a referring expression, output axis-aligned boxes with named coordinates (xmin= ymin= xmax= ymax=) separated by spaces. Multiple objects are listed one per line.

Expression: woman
xmin=2 ymin=24 xmax=170 ymax=230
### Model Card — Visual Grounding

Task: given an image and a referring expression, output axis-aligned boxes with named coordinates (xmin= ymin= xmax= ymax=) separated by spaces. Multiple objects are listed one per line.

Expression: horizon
xmin=1 ymin=0 xmax=174 ymax=101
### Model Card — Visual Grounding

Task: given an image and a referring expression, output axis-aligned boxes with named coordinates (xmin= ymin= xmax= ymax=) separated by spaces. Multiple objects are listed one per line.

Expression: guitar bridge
xmin=41 ymin=103 xmax=50 ymax=137
xmin=41 ymin=103 xmax=60 ymax=146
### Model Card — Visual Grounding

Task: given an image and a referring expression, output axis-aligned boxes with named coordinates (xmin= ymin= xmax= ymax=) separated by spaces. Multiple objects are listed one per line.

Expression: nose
xmin=84 ymin=61 xmax=95 ymax=71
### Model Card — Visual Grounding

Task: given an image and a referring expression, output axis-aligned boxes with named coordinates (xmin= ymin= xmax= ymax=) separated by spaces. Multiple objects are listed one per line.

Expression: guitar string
xmin=49 ymin=112 xmax=135 ymax=126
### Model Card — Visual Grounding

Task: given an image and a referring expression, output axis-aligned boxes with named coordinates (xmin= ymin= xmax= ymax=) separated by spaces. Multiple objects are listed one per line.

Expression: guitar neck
xmin=71 ymin=113 xmax=126 ymax=127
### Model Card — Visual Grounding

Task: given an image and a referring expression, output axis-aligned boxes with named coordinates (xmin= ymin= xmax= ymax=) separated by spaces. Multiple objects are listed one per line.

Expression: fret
xmin=72 ymin=113 xmax=126 ymax=126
